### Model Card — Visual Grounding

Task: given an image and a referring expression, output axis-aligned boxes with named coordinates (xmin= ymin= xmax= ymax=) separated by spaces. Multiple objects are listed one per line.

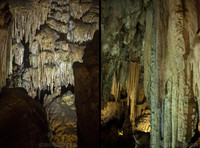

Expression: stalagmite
xmin=111 ymin=73 xmax=119 ymax=102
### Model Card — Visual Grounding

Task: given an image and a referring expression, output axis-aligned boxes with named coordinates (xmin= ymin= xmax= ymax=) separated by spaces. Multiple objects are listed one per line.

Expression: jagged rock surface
xmin=102 ymin=0 xmax=200 ymax=147
xmin=101 ymin=0 xmax=149 ymax=109
xmin=44 ymin=91 xmax=77 ymax=147
xmin=148 ymin=0 xmax=199 ymax=147
xmin=0 ymin=0 xmax=99 ymax=147
xmin=101 ymin=1 xmax=151 ymax=146
xmin=0 ymin=1 xmax=12 ymax=91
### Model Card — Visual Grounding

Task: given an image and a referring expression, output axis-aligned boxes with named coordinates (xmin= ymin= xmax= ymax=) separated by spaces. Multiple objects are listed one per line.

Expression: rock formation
xmin=0 ymin=0 xmax=99 ymax=147
xmin=0 ymin=88 xmax=51 ymax=148
xmin=73 ymin=30 xmax=99 ymax=148
xmin=101 ymin=0 xmax=200 ymax=147
xmin=101 ymin=0 xmax=151 ymax=147
xmin=149 ymin=0 xmax=199 ymax=147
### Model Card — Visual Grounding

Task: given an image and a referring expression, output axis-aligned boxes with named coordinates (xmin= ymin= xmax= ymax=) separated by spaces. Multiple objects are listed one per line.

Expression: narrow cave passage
xmin=0 ymin=0 xmax=99 ymax=148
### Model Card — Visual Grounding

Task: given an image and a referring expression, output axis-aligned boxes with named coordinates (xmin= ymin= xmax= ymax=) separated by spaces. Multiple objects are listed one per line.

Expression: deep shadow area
xmin=34 ymin=88 xmax=51 ymax=105
xmin=0 ymin=87 xmax=52 ymax=148
xmin=61 ymin=84 xmax=74 ymax=94
xmin=101 ymin=106 xmax=135 ymax=148
xmin=22 ymin=38 xmax=31 ymax=68
xmin=73 ymin=30 xmax=99 ymax=148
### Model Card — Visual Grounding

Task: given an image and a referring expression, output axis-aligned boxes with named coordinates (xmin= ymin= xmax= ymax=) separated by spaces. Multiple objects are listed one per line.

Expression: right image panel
xmin=101 ymin=0 xmax=200 ymax=147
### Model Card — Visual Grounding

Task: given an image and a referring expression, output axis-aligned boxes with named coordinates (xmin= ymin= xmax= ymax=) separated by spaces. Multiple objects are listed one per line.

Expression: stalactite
xmin=10 ymin=0 xmax=52 ymax=48
xmin=111 ymin=73 xmax=118 ymax=102
xmin=146 ymin=0 xmax=199 ymax=147
xmin=126 ymin=62 xmax=140 ymax=131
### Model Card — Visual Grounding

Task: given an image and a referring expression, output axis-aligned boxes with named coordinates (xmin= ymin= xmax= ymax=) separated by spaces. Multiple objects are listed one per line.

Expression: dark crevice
xmin=120 ymin=90 xmax=127 ymax=100
xmin=55 ymin=32 xmax=67 ymax=42
xmin=34 ymin=88 xmax=51 ymax=105
xmin=47 ymin=18 xmax=67 ymax=27
xmin=21 ymin=38 xmax=30 ymax=68
xmin=187 ymin=121 xmax=200 ymax=148
xmin=137 ymin=97 xmax=147 ymax=105
xmin=70 ymin=17 xmax=97 ymax=26
xmin=61 ymin=84 xmax=74 ymax=95
xmin=50 ymin=7 xmax=69 ymax=13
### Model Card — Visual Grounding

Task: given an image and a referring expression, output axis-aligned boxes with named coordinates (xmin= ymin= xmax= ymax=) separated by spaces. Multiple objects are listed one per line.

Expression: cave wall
xmin=148 ymin=0 xmax=199 ymax=147
xmin=0 ymin=0 xmax=99 ymax=147
xmin=101 ymin=0 xmax=151 ymax=108
xmin=102 ymin=0 xmax=200 ymax=147
xmin=0 ymin=1 xmax=12 ymax=90
xmin=6 ymin=0 xmax=99 ymax=98
xmin=101 ymin=0 xmax=151 ymax=135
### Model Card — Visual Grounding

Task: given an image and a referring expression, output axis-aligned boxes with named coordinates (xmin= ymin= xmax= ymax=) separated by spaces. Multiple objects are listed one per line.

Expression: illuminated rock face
xmin=44 ymin=91 xmax=77 ymax=146
xmin=101 ymin=0 xmax=151 ymax=145
xmin=0 ymin=0 xmax=99 ymax=147
xmin=6 ymin=0 xmax=99 ymax=98
xmin=101 ymin=0 xmax=150 ymax=108
xmin=102 ymin=0 xmax=200 ymax=147
xmin=101 ymin=1 xmax=151 ymax=147
xmin=148 ymin=0 xmax=199 ymax=147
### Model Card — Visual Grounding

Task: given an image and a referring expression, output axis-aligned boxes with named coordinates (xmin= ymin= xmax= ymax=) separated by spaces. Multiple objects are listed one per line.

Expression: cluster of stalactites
xmin=10 ymin=1 xmax=52 ymax=48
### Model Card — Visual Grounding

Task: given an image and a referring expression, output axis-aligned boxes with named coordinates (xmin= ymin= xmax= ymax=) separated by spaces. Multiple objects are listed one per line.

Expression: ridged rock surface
xmin=148 ymin=0 xmax=199 ymax=147
xmin=101 ymin=0 xmax=151 ymax=143
xmin=102 ymin=0 xmax=200 ymax=147
xmin=0 ymin=0 xmax=99 ymax=147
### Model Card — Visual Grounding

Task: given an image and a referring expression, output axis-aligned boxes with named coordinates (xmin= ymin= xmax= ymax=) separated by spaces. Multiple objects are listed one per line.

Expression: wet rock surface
xmin=0 ymin=87 xmax=51 ymax=148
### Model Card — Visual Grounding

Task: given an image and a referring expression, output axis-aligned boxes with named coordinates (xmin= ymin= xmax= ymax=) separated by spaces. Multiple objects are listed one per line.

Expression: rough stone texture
xmin=44 ymin=91 xmax=77 ymax=147
xmin=73 ymin=30 xmax=99 ymax=148
xmin=0 ymin=0 xmax=99 ymax=147
xmin=102 ymin=0 xmax=200 ymax=147
xmin=5 ymin=0 xmax=99 ymax=98
xmin=101 ymin=0 xmax=149 ymax=108
xmin=0 ymin=1 xmax=12 ymax=91
xmin=101 ymin=0 xmax=151 ymax=146
xmin=0 ymin=87 xmax=52 ymax=148
xmin=101 ymin=102 xmax=120 ymax=125
xmin=147 ymin=0 xmax=199 ymax=147
xmin=102 ymin=61 xmax=151 ymax=133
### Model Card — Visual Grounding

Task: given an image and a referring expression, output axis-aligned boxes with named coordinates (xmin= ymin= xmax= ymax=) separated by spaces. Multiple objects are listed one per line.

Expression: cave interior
xmin=2 ymin=0 xmax=200 ymax=148
xmin=101 ymin=0 xmax=200 ymax=148
xmin=0 ymin=0 xmax=99 ymax=147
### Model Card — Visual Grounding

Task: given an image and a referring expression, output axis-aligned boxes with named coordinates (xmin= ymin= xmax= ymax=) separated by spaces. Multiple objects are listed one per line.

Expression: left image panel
xmin=0 ymin=0 xmax=99 ymax=147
